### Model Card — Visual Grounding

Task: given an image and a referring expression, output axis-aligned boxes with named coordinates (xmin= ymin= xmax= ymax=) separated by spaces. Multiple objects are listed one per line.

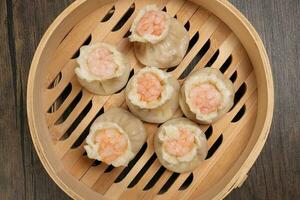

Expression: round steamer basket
xmin=27 ymin=0 xmax=274 ymax=199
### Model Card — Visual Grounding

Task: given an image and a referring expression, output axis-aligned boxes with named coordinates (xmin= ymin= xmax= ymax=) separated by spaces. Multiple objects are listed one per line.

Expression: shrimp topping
xmin=94 ymin=128 xmax=128 ymax=164
xmin=189 ymin=83 xmax=222 ymax=114
xmin=136 ymin=10 xmax=166 ymax=36
xmin=137 ymin=72 xmax=163 ymax=102
xmin=163 ymin=128 xmax=195 ymax=157
xmin=87 ymin=48 xmax=117 ymax=78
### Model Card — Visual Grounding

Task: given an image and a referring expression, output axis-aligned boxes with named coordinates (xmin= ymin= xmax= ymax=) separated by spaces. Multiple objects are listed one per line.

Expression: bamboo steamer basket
xmin=27 ymin=0 xmax=274 ymax=199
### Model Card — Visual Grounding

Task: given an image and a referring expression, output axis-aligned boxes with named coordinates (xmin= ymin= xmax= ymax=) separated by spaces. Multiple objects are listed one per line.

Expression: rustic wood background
xmin=0 ymin=0 xmax=299 ymax=199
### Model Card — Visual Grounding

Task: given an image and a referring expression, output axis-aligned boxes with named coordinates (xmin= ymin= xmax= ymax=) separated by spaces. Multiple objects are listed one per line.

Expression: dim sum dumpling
xmin=125 ymin=67 xmax=179 ymax=123
xmin=179 ymin=68 xmax=234 ymax=124
xmin=129 ymin=5 xmax=189 ymax=69
xmin=84 ymin=108 xmax=147 ymax=167
xmin=75 ymin=42 xmax=130 ymax=95
xmin=154 ymin=118 xmax=208 ymax=173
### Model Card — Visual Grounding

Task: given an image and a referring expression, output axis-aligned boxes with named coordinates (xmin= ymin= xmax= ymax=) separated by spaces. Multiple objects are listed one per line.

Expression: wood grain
xmin=0 ymin=1 xmax=72 ymax=199
xmin=227 ymin=1 xmax=300 ymax=200
xmin=0 ymin=0 xmax=299 ymax=200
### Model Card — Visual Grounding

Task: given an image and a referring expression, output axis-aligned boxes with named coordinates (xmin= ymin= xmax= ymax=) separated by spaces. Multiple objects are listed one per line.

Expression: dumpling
xmin=129 ymin=5 xmax=189 ymax=69
xmin=179 ymin=68 xmax=234 ymax=124
xmin=84 ymin=108 xmax=147 ymax=167
xmin=125 ymin=67 xmax=179 ymax=123
xmin=154 ymin=118 xmax=208 ymax=173
xmin=75 ymin=42 xmax=131 ymax=95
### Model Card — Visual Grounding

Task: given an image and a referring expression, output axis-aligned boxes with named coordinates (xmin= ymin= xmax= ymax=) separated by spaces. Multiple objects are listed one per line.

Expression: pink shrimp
xmin=87 ymin=47 xmax=117 ymax=78
xmin=94 ymin=128 xmax=128 ymax=164
xmin=189 ymin=83 xmax=222 ymax=114
xmin=137 ymin=72 xmax=163 ymax=102
xmin=164 ymin=128 xmax=195 ymax=157
xmin=136 ymin=10 xmax=166 ymax=36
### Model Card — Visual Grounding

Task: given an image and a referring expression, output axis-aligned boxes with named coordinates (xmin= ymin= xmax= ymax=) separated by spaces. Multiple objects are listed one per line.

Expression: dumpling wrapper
xmin=129 ymin=5 xmax=189 ymax=69
xmin=75 ymin=42 xmax=131 ymax=95
xmin=125 ymin=67 xmax=180 ymax=123
xmin=84 ymin=108 xmax=147 ymax=167
xmin=129 ymin=4 xmax=171 ymax=44
xmin=154 ymin=118 xmax=208 ymax=173
xmin=179 ymin=68 xmax=234 ymax=124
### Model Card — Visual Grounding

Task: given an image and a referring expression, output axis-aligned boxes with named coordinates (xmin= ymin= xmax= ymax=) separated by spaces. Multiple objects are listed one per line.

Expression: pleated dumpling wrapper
xmin=125 ymin=67 xmax=179 ymax=123
xmin=84 ymin=108 xmax=147 ymax=167
xmin=154 ymin=118 xmax=208 ymax=173
xmin=129 ymin=5 xmax=189 ymax=69
xmin=75 ymin=42 xmax=131 ymax=95
xmin=180 ymin=68 xmax=234 ymax=124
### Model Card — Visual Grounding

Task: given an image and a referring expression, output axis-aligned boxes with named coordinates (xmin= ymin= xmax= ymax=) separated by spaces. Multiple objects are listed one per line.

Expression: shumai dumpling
xmin=129 ymin=5 xmax=189 ymax=69
xmin=154 ymin=118 xmax=208 ymax=173
xmin=75 ymin=42 xmax=131 ymax=95
xmin=84 ymin=108 xmax=147 ymax=167
xmin=125 ymin=67 xmax=179 ymax=123
xmin=180 ymin=68 xmax=234 ymax=124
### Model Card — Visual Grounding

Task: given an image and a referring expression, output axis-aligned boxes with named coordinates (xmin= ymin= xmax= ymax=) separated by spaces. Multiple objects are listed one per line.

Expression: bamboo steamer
xmin=27 ymin=0 xmax=274 ymax=199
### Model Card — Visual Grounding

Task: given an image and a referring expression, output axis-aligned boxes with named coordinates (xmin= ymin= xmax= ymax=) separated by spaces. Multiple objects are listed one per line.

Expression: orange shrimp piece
xmin=137 ymin=72 xmax=163 ymax=102
xmin=136 ymin=11 xmax=166 ymax=36
xmin=87 ymin=48 xmax=117 ymax=78
xmin=94 ymin=128 xmax=128 ymax=164
xmin=164 ymin=128 xmax=195 ymax=157
xmin=189 ymin=83 xmax=222 ymax=114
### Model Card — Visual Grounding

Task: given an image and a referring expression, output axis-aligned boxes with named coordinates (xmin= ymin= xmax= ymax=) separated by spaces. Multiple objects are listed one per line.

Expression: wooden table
xmin=0 ymin=0 xmax=299 ymax=199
